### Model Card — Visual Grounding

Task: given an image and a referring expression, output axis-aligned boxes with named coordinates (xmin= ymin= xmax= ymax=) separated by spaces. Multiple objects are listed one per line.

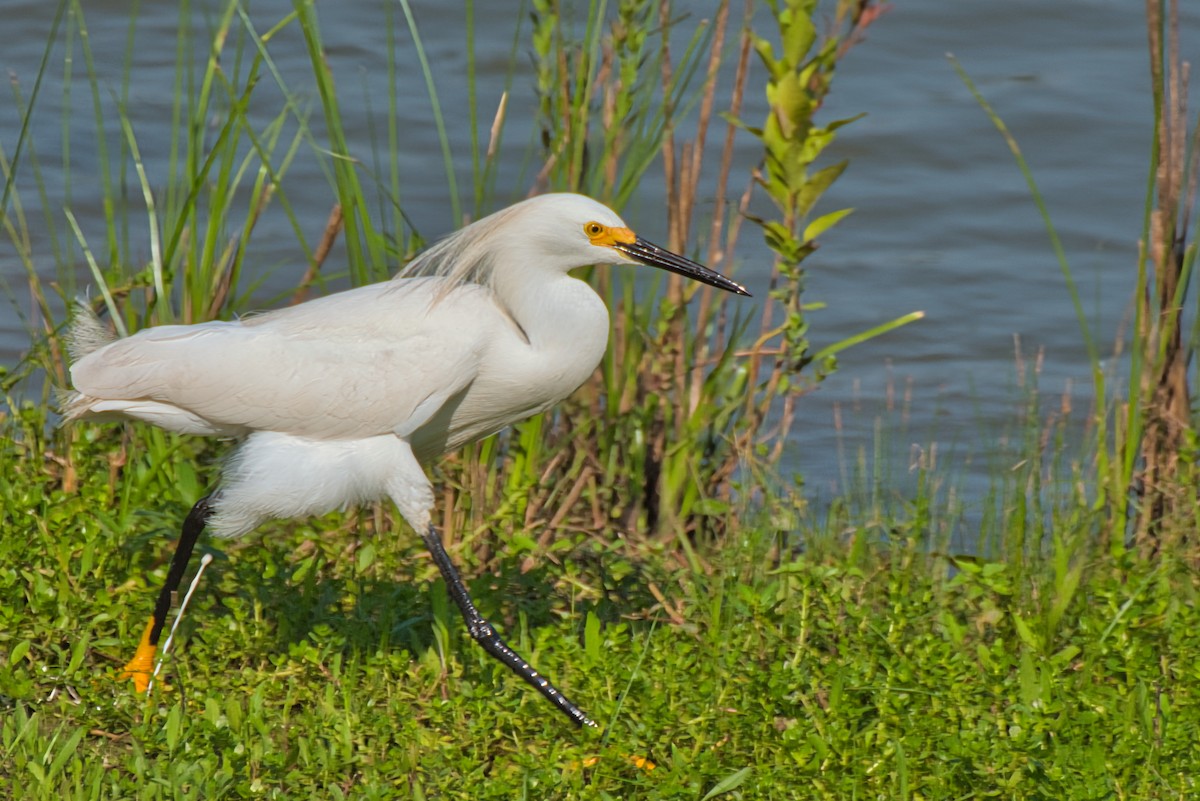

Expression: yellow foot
xmin=119 ymin=619 xmax=159 ymax=693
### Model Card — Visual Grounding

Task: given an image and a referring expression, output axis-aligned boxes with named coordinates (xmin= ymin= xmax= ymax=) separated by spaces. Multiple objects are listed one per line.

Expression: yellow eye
xmin=584 ymin=222 xmax=637 ymax=249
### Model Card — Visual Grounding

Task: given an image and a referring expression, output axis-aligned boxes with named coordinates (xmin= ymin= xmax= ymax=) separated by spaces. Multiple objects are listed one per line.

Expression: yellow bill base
xmin=118 ymin=619 xmax=158 ymax=693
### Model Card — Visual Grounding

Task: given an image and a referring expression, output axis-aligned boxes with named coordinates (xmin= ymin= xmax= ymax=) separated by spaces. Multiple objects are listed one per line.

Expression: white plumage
xmin=67 ymin=195 xmax=625 ymax=532
xmin=65 ymin=192 xmax=748 ymax=725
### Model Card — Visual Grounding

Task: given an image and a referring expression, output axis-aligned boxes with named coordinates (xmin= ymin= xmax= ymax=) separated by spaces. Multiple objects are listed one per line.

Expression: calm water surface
xmin=2 ymin=1 xmax=1196 ymax=510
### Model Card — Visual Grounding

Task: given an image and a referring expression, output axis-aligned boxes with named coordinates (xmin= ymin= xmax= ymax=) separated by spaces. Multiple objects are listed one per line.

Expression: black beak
xmin=616 ymin=237 xmax=751 ymax=297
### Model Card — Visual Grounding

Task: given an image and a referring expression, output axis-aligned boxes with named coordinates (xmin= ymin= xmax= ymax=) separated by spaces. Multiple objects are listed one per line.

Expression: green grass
xmin=2 ymin=411 xmax=1199 ymax=798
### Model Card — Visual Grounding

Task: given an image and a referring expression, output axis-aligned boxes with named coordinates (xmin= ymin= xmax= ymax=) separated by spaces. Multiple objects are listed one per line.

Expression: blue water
xmin=1 ymin=0 xmax=1196 ymax=509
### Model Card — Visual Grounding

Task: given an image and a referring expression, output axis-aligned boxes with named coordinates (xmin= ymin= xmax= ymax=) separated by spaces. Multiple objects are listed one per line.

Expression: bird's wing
xmin=70 ymin=280 xmax=503 ymax=439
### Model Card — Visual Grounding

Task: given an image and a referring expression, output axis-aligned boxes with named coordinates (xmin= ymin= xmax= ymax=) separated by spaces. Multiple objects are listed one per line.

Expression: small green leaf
xmin=1013 ymin=614 xmax=1043 ymax=652
xmin=584 ymin=612 xmax=601 ymax=662
xmin=46 ymin=726 xmax=85 ymax=780
xmin=9 ymin=639 xmax=31 ymax=666
xmin=799 ymin=160 xmax=848 ymax=216
xmin=166 ymin=702 xmax=183 ymax=753
xmin=694 ymin=498 xmax=731 ymax=516
xmin=355 ymin=543 xmax=377 ymax=574
xmin=292 ymin=554 xmax=317 ymax=585
xmin=510 ymin=533 xmax=538 ymax=552
xmin=780 ymin=12 xmax=816 ymax=67
xmin=702 ymin=767 xmax=752 ymax=800
xmin=802 ymin=208 xmax=853 ymax=243
xmin=752 ymin=36 xmax=782 ymax=78
xmin=65 ymin=631 xmax=89 ymax=676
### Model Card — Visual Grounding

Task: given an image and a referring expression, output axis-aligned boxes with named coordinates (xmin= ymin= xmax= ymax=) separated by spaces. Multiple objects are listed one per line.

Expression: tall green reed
xmin=1132 ymin=0 xmax=1198 ymax=553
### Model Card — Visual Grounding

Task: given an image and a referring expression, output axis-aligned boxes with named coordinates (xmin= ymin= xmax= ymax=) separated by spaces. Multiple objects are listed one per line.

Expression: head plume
xmin=395 ymin=201 xmax=529 ymax=295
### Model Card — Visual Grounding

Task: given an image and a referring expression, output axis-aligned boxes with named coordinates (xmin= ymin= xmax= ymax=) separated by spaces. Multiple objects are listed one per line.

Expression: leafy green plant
xmin=733 ymin=0 xmax=919 ymax=465
xmin=500 ymin=0 xmax=922 ymax=556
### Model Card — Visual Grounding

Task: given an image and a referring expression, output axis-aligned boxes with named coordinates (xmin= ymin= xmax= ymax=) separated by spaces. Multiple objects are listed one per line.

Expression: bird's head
xmin=514 ymin=194 xmax=751 ymax=297
xmin=399 ymin=193 xmax=751 ymax=299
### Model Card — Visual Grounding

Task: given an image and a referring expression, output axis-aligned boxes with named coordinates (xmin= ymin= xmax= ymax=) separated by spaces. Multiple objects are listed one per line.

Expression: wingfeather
xmin=68 ymin=279 xmax=496 ymax=441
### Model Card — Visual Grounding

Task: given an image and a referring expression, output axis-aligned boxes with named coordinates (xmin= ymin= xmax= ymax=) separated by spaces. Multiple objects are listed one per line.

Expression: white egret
xmin=64 ymin=192 xmax=749 ymax=727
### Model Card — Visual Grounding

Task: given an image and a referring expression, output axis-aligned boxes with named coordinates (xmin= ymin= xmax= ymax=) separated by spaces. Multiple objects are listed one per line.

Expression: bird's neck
xmin=493 ymin=269 xmax=609 ymax=359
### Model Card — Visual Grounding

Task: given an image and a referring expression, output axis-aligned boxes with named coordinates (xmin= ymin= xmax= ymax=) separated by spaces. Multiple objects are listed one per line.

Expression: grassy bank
xmin=2 ymin=414 xmax=1199 ymax=798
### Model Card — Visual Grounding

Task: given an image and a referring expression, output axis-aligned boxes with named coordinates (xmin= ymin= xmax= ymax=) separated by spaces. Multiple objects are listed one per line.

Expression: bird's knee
xmin=468 ymin=619 xmax=498 ymax=643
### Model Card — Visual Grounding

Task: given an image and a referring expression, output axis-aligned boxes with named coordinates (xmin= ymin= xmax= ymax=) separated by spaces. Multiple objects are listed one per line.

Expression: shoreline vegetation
xmin=1 ymin=1 xmax=1198 ymax=798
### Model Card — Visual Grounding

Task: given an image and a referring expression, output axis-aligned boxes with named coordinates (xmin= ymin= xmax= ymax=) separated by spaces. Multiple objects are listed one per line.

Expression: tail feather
xmin=59 ymin=300 xmax=119 ymax=424
xmin=55 ymin=386 xmax=82 ymax=421
xmin=66 ymin=299 xmax=117 ymax=363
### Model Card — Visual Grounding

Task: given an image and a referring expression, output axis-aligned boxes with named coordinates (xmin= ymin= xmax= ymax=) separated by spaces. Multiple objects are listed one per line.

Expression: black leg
xmin=121 ymin=495 xmax=213 ymax=690
xmin=419 ymin=523 xmax=596 ymax=728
